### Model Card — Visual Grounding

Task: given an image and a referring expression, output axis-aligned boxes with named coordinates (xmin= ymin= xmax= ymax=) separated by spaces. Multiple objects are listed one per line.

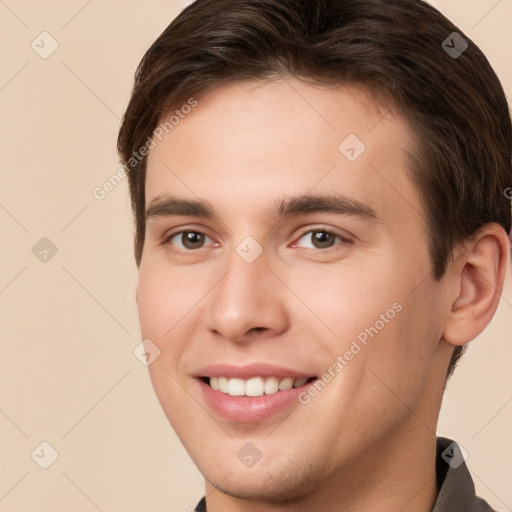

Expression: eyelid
xmin=161 ymin=226 xmax=217 ymax=248
xmin=290 ymin=226 xmax=354 ymax=247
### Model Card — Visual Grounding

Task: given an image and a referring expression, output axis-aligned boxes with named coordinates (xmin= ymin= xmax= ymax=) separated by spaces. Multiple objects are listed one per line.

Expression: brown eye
xmin=292 ymin=229 xmax=351 ymax=250
xmin=168 ymin=230 xmax=212 ymax=250
xmin=310 ymin=230 xmax=337 ymax=249
xmin=295 ymin=230 xmax=341 ymax=249
xmin=182 ymin=231 xmax=205 ymax=249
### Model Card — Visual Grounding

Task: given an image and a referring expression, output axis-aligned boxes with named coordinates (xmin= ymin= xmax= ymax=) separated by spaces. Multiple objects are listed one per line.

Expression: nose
xmin=204 ymin=250 xmax=290 ymax=343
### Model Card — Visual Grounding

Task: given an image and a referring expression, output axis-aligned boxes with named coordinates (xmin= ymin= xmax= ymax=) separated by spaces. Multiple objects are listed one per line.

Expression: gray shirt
xmin=194 ymin=437 xmax=496 ymax=511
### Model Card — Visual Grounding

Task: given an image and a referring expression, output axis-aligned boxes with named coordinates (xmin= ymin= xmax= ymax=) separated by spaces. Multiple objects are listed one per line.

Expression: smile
xmin=206 ymin=376 xmax=314 ymax=396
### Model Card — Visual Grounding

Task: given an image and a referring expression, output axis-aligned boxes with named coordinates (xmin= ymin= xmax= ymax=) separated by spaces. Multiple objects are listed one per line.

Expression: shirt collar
xmin=431 ymin=437 xmax=495 ymax=511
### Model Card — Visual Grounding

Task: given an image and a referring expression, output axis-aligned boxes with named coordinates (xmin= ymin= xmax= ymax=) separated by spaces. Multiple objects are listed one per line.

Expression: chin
xmin=199 ymin=450 xmax=330 ymax=503
xmin=208 ymin=471 xmax=307 ymax=503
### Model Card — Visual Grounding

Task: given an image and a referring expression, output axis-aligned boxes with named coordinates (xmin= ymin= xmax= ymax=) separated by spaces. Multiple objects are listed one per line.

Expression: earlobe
xmin=442 ymin=223 xmax=510 ymax=347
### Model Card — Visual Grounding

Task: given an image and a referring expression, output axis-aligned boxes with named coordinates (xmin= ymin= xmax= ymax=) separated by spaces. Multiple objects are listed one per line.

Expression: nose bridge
xmin=205 ymin=246 xmax=288 ymax=341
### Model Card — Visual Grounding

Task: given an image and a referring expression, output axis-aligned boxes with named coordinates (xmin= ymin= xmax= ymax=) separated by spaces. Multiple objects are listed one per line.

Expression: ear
xmin=442 ymin=223 xmax=510 ymax=347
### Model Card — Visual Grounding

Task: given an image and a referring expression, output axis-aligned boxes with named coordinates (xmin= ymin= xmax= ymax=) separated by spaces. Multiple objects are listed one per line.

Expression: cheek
xmin=292 ymin=262 xmax=436 ymax=394
xmin=356 ymin=288 xmax=441 ymax=413
xmin=285 ymin=264 xmax=400 ymax=349
xmin=137 ymin=265 xmax=197 ymax=419
xmin=136 ymin=276 xmax=170 ymax=338
xmin=136 ymin=261 xmax=198 ymax=339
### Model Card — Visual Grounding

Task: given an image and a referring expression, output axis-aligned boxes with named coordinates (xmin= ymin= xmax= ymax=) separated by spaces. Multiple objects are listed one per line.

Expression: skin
xmin=137 ymin=78 xmax=510 ymax=511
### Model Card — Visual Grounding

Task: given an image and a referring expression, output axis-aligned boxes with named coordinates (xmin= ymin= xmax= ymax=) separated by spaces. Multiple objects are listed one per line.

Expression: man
xmin=117 ymin=0 xmax=511 ymax=510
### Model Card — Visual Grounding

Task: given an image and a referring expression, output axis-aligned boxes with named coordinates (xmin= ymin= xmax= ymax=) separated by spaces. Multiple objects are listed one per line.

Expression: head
xmin=118 ymin=0 xmax=511 ymax=504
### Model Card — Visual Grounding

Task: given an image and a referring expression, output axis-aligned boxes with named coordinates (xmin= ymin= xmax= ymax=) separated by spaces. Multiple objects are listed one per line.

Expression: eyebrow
xmin=145 ymin=193 xmax=379 ymax=223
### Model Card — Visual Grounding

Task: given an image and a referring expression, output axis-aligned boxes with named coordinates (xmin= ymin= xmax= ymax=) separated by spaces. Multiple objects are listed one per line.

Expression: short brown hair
xmin=117 ymin=0 xmax=512 ymax=376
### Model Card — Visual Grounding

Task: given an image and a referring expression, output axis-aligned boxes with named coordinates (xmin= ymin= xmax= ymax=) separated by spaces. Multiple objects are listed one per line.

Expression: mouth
xmin=201 ymin=375 xmax=316 ymax=397
xmin=194 ymin=365 xmax=319 ymax=423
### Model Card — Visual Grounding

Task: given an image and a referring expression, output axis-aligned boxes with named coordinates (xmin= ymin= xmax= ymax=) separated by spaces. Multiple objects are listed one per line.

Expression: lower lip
xmin=197 ymin=379 xmax=314 ymax=423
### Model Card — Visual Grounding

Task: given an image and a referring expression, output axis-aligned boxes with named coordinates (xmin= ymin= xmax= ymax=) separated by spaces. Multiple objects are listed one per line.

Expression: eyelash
xmin=292 ymin=229 xmax=352 ymax=250
xmin=161 ymin=227 xmax=352 ymax=252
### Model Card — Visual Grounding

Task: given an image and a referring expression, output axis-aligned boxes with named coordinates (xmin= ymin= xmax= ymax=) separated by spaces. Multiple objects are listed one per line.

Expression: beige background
xmin=1 ymin=1 xmax=511 ymax=510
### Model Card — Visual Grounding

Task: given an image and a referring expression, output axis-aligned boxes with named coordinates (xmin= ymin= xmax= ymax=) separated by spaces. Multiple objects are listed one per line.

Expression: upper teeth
xmin=209 ymin=376 xmax=309 ymax=396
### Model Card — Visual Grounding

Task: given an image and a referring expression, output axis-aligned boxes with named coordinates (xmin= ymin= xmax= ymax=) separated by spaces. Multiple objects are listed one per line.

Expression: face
xmin=138 ymin=79 xmax=451 ymax=501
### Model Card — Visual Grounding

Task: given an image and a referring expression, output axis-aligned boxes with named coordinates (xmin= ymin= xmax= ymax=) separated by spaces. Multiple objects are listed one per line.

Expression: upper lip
xmin=194 ymin=363 xmax=315 ymax=379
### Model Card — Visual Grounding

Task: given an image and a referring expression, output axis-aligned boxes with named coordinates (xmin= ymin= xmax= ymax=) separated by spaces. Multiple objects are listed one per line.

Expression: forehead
xmin=145 ymin=79 xmax=423 ymax=230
